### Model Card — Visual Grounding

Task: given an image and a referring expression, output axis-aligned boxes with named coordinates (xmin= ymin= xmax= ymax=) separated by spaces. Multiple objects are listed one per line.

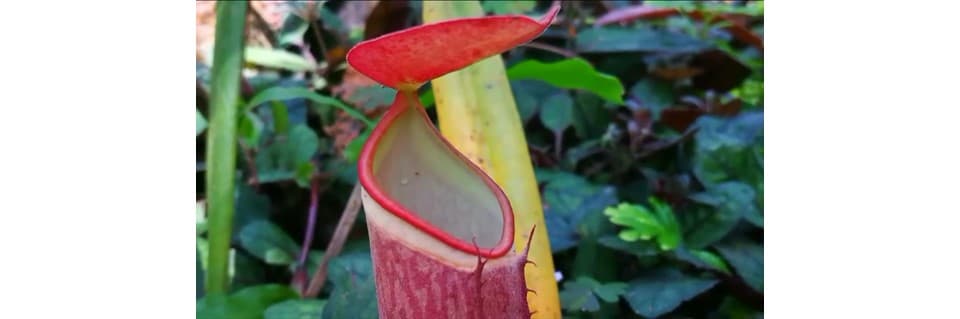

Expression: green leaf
xmin=294 ymin=161 xmax=314 ymax=188
xmin=238 ymin=221 xmax=300 ymax=266
xmin=597 ymin=235 xmax=660 ymax=257
xmin=624 ymin=268 xmax=719 ymax=318
xmin=245 ymin=46 xmax=317 ymax=72
xmin=629 ymin=78 xmax=674 ymax=120
xmin=245 ymin=86 xmax=374 ymax=126
xmin=539 ymin=92 xmax=574 ymax=133
xmin=508 ymin=58 xmax=625 ymax=104
xmin=510 ymin=79 xmax=564 ymax=123
xmin=269 ymin=101 xmax=291 ymax=136
xmin=255 ymin=125 xmax=321 ymax=185
xmin=322 ymin=273 xmax=378 ymax=319
xmin=543 ymin=173 xmax=618 ymax=252
xmin=234 ymin=182 xmax=270 ymax=238
xmin=559 ymin=277 xmax=628 ymax=313
xmin=278 ymin=14 xmax=309 ymax=47
xmin=576 ymin=27 xmax=710 ymax=53
xmin=604 ymin=198 xmax=682 ymax=251
xmin=692 ymin=112 xmax=764 ymax=187
xmin=571 ymin=92 xmax=613 ymax=140
xmin=197 ymin=284 xmax=299 ymax=319
xmin=342 ymin=130 xmax=370 ymax=163
xmin=265 ymin=299 xmax=327 ymax=319
xmin=419 ymin=89 xmax=435 ymax=108
xmin=679 ymin=205 xmax=740 ymax=249
xmin=560 ymin=278 xmax=601 ymax=312
xmin=705 ymin=181 xmax=762 ymax=228
xmin=481 ymin=0 xmax=536 ymax=14
xmin=327 ymin=251 xmax=374 ymax=289
xmin=732 ymin=78 xmax=764 ymax=106
xmin=197 ymin=110 xmax=208 ymax=136
xmin=715 ymin=239 xmax=763 ymax=293
xmin=563 ymin=139 xmax=600 ymax=167
xmin=594 ymin=282 xmax=628 ymax=303
xmin=239 ymin=112 xmax=265 ymax=147
xmin=674 ymin=248 xmax=732 ymax=275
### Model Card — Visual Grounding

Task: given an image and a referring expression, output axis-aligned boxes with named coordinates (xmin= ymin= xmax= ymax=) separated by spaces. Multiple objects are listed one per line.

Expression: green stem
xmin=204 ymin=1 xmax=247 ymax=295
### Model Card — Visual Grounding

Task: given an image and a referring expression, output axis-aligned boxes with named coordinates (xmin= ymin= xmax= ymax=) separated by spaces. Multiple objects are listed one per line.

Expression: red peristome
xmin=366 ymin=217 xmax=531 ymax=319
xmin=358 ymin=92 xmax=514 ymax=258
xmin=346 ymin=5 xmax=560 ymax=90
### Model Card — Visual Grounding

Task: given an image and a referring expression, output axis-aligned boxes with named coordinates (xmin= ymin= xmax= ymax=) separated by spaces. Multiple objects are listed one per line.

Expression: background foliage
xmin=196 ymin=1 xmax=763 ymax=318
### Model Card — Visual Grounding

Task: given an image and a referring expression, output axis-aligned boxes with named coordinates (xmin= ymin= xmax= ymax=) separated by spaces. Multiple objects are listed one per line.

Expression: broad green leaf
xmin=673 ymin=248 xmax=732 ymax=275
xmin=559 ymin=277 xmax=628 ymax=313
xmin=197 ymin=284 xmax=299 ymax=319
xmin=238 ymin=221 xmax=300 ymax=266
xmin=630 ymin=78 xmax=674 ymax=120
xmin=690 ymin=249 xmax=732 ymax=274
xmin=571 ymin=92 xmax=613 ymax=139
xmin=510 ymin=79 xmax=564 ymax=123
xmin=563 ymin=139 xmax=601 ymax=167
xmin=594 ymin=282 xmax=628 ymax=303
xmin=559 ymin=278 xmax=601 ymax=312
xmin=327 ymin=251 xmax=374 ymax=289
xmin=576 ymin=27 xmax=710 ymax=53
xmin=233 ymin=183 xmax=270 ymax=238
xmin=481 ymin=0 xmax=536 ymax=14
xmin=514 ymin=88 xmax=538 ymax=122
xmin=245 ymin=46 xmax=317 ymax=72
xmin=717 ymin=296 xmax=762 ymax=319
xmin=679 ymin=205 xmax=740 ymax=249
xmin=322 ymin=275 xmax=378 ymax=319
xmin=508 ymin=58 xmax=625 ymax=104
xmin=197 ymin=110 xmax=208 ymax=136
xmin=711 ymin=181 xmax=762 ymax=227
xmin=543 ymin=173 xmax=618 ymax=252
xmin=245 ymin=86 xmax=374 ymax=126
xmin=540 ymin=92 xmax=574 ymax=133
xmin=265 ymin=299 xmax=327 ymax=319
xmin=624 ymin=268 xmax=719 ymax=318
xmin=597 ymin=235 xmax=660 ymax=257
xmin=255 ymin=125 xmax=322 ymax=185
xmin=715 ymin=239 xmax=763 ymax=292
xmin=233 ymin=251 xmax=269 ymax=290
xmin=692 ymin=112 xmax=764 ymax=198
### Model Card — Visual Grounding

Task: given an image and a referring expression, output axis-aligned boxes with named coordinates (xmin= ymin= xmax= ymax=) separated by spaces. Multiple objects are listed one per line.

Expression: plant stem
xmin=248 ymin=2 xmax=277 ymax=47
xmin=303 ymin=1 xmax=333 ymax=76
xmin=294 ymin=176 xmax=321 ymax=293
xmin=204 ymin=0 xmax=248 ymax=295
xmin=522 ymin=42 xmax=576 ymax=58
xmin=305 ymin=184 xmax=362 ymax=297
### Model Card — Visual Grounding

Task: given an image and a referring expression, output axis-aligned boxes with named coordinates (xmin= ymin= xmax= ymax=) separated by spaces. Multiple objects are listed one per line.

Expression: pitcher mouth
xmin=357 ymin=91 xmax=514 ymax=258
